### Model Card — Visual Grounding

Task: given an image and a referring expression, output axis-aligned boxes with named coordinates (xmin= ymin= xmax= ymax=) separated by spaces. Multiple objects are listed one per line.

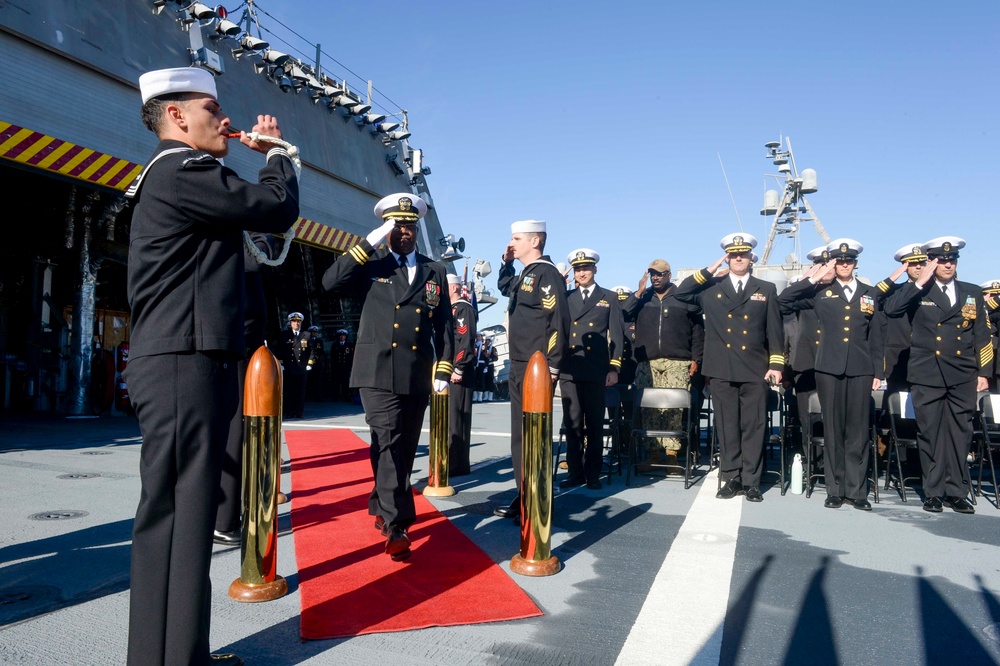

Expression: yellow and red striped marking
xmin=1 ymin=120 xmax=361 ymax=254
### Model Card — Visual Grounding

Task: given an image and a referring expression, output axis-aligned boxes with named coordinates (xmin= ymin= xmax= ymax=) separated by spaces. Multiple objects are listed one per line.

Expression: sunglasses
xmin=648 ymin=270 xmax=669 ymax=277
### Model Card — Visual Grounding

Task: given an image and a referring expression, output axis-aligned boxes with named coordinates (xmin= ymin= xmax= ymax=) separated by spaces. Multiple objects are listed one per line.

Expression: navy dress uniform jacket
xmin=451 ymin=298 xmax=478 ymax=387
xmin=322 ymin=240 xmax=454 ymax=393
xmin=778 ymin=280 xmax=886 ymax=378
xmin=561 ymin=285 xmax=625 ymax=382
xmin=884 ymin=279 xmax=993 ymax=386
xmin=675 ymin=269 xmax=785 ymax=382
xmin=498 ymin=257 xmax=571 ymax=374
xmin=279 ymin=330 xmax=315 ymax=372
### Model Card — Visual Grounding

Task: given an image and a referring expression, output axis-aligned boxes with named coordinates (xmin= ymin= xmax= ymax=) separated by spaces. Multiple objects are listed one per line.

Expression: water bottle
xmin=790 ymin=453 xmax=804 ymax=495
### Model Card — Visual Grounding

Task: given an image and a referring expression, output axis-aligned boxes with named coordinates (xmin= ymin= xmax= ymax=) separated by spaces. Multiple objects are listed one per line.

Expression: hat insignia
xmin=576 ymin=251 xmax=586 ymax=261
xmin=912 ymin=246 xmax=921 ymax=255
xmin=398 ymin=197 xmax=412 ymax=211
xmin=840 ymin=243 xmax=848 ymax=253
xmin=943 ymin=242 xmax=951 ymax=252
xmin=733 ymin=235 xmax=743 ymax=245
xmin=822 ymin=250 xmax=830 ymax=261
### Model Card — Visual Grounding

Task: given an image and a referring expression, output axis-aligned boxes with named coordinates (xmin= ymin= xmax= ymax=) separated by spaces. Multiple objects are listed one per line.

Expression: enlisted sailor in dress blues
xmin=447 ymin=274 xmax=477 ymax=476
xmin=558 ymin=248 xmax=625 ymax=489
xmin=125 ymin=66 xmax=298 ymax=666
xmin=322 ymin=192 xmax=454 ymax=557
xmin=884 ymin=236 xmax=991 ymax=514
xmin=495 ymin=219 xmax=571 ymax=521
xmin=779 ymin=239 xmax=885 ymax=510
xmin=675 ymin=232 xmax=784 ymax=502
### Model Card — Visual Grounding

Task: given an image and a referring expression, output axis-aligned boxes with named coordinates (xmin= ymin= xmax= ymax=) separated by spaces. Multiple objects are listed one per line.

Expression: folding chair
xmin=626 ymin=387 xmax=697 ymax=489
xmin=764 ymin=387 xmax=788 ymax=494
xmin=884 ymin=391 xmax=921 ymax=502
xmin=804 ymin=392 xmax=825 ymax=498
xmin=975 ymin=393 xmax=1000 ymax=508
xmin=868 ymin=391 xmax=881 ymax=504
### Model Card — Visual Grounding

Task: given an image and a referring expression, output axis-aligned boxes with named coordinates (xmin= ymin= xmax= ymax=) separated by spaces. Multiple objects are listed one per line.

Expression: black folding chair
xmin=884 ymin=391 xmax=921 ymax=502
xmin=764 ymin=387 xmax=788 ymax=494
xmin=626 ymin=387 xmax=697 ymax=489
xmin=975 ymin=393 xmax=1000 ymax=508
xmin=804 ymin=392 xmax=825 ymax=498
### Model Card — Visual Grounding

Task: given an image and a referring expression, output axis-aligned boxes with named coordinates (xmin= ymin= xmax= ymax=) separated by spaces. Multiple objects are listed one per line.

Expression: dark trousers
xmin=560 ymin=379 xmax=605 ymax=482
xmin=711 ymin=378 xmax=767 ymax=487
xmin=284 ymin=368 xmax=307 ymax=417
xmin=508 ymin=360 xmax=527 ymax=492
xmin=911 ymin=380 xmax=976 ymax=499
xmin=449 ymin=382 xmax=474 ymax=476
xmin=332 ymin=365 xmax=352 ymax=401
xmin=815 ymin=371 xmax=873 ymax=500
xmin=360 ymin=388 xmax=429 ymax=528
xmin=124 ymin=352 xmax=238 ymax=666
xmin=216 ymin=358 xmax=248 ymax=533
xmin=793 ymin=369 xmax=817 ymax=445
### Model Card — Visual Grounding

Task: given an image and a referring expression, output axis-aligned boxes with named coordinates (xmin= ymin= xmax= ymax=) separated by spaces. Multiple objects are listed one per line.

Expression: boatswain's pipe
xmin=423 ymin=370 xmax=455 ymax=497
xmin=510 ymin=351 xmax=560 ymax=576
xmin=229 ymin=345 xmax=288 ymax=602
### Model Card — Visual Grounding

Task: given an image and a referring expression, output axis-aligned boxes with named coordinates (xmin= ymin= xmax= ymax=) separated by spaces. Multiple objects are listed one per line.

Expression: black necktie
xmin=941 ymin=284 xmax=949 ymax=304
xmin=736 ymin=280 xmax=744 ymax=297
xmin=398 ymin=254 xmax=407 ymax=270
xmin=581 ymin=289 xmax=588 ymax=304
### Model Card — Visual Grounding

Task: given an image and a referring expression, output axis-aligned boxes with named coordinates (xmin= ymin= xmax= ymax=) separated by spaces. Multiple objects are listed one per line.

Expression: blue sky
xmin=250 ymin=0 xmax=998 ymax=328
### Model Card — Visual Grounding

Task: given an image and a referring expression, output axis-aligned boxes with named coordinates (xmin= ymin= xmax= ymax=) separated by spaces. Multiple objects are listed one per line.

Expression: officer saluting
xmin=675 ymin=233 xmax=784 ymax=502
xmin=779 ymin=239 xmax=884 ymax=510
xmin=884 ymin=236 xmax=991 ymax=513
xmin=558 ymin=248 xmax=624 ymax=490
xmin=322 ymin=193 xmax=454 ymax=558
xmin=982 ymin=280 xmax=1000 ymax=390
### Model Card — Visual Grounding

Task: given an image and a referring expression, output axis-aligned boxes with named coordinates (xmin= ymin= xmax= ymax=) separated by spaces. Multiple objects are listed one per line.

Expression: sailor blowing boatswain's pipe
xmin=124 ymin=66 xmax=299 ymax=666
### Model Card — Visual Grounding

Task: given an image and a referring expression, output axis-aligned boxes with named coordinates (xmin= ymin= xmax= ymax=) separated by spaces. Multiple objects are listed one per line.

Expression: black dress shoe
xmin=390 ymin=549 xmax=412 ymax=562
xmin=745 ymin=486 xmax=763 ymax=502
xmin=943 ymin=496 xmax=975 ymax=514
xmin=851 ymin=498 xmax=872 ymax=511
xmin=586 ymin=479 xmax=603 ymax=490
xmin=374 ymin=515 xmax=389 ymax=536
xmin=824 ymin=496 xmax=844 ymax=509
xmin=494 ymin=497 xmax=520 ymax=520
xmin=385 ymin=525 xmax=410 ymax=556
xmin=923 ymin=497 xmax=943 ymax=513
xmin=559 ymin=477 xmax=586 ymax=489
xmin=716 ymin=479 xmax=744 ymax=499
xmin=213 ymin=529 xmax=240 ymax=546
xmin=210 ymin=654 xmax=244 ymax=665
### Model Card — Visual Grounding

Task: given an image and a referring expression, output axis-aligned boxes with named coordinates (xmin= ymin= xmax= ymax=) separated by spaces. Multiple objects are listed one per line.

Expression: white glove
xmin=365 ymin=219 xmax=395 ymax=246
xmin=433 ymin=379 xmax=448 ymax=393
xmin=306 ymin=366 xmax=313 ymax=371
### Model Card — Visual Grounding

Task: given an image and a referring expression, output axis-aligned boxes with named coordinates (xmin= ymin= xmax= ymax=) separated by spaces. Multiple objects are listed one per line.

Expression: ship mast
xmin=759 ymin=137 xmax=827 ymax=267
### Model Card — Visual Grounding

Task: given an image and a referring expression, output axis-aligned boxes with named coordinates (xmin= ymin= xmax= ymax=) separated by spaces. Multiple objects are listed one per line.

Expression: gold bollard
xmin=510 ymin=351 xmax=560 ymax=576
xmin=229 ymin=345 xmax=288 ymax=602
xmin=423 ymin=371 xmax=455 ymax=497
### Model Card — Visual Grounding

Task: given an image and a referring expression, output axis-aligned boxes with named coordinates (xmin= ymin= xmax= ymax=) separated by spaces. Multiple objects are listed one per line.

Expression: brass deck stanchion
xmin=423 ymin=370 xmax=455 ymax=497
xmin=229 ymin=345 xmax=288 ymax=602
xmin=510 ymin=351 xmax=560 ymax=576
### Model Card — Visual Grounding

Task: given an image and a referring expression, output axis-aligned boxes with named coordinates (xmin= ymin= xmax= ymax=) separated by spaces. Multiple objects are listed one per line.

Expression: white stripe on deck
xmin=615 ymin=468 xmax=742 ymax=666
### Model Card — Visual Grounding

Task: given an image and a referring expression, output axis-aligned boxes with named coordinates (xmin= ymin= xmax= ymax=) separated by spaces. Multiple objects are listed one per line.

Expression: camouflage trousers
xmin=635 ymin=358 xmax=691 ymax=452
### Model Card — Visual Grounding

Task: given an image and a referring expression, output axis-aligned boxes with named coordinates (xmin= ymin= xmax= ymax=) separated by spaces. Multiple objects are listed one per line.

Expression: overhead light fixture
xmin=187 ymin=2 xmax=219 ymax=20
xmin=351 ymin=103 xmax=372 ymax=115
xmin=242 ymin=35 xmax=270 ymax=51
xmin=358 ymin=112 xmax=386 ymax=125
xmin=373 ymin=122 xmax=400 ymax=134
xmin=385 ymin=130 xmax=411 ymax=142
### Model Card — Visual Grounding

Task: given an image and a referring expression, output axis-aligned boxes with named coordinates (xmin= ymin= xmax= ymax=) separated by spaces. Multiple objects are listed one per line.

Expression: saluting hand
xmin=915 ymin=258 xmax=939 ymax=288
xmin=637 ymin=271 xmax=649 ymax=295
xmin=816 ymin=260 xmax=837 ymax=284
xmin=708 ymin=254 xmax=728 ymax=276
xmin=502 ymin=244 xmax=515 ymax=263
xmin=888 ymin=264 xmax=908 ymax=282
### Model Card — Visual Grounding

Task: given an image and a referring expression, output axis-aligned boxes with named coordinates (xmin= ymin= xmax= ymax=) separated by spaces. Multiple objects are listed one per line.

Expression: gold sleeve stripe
xmin=981 ymin=345 xmax=994 ymax=366
xmin=694 ymin=271 xmax=707 ymax=285
xmin=547 ymin=331 xmax=558 ymax=353
xmin=542 ymin=295 xmax=557 ymax=310
xmin=769 ymin=354 xmax=786 ymax=364
xmin=988 ymin=299 xmax=999 ymax=311
xmin=436 ymin=361 xmax=454 ymax=373
xmin=876 ymin=281 xmax=890 ymax=293
xmin=610 ymin=359 xmax=622 ymax=369
xmin=349 ymin=246 xmax=368 ymax=264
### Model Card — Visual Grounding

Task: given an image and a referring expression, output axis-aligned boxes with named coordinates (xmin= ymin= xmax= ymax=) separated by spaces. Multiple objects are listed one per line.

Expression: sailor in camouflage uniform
xmin=558 ymin=249 xmax=624 ymax=489
xmin=883 ymin=237 xmax=991 ymax=514
xmin=322 ymin=193 xmax=454 ymax=558
xmin=494 ymin=220 xmax=570 ymax=522
xmin=675 ymin=233 xmax=784 ymax=502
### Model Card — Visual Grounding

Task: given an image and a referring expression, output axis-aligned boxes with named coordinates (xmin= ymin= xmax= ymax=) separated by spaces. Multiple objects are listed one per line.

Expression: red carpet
xmin=286 ymin=429 xmax=543 ymax=639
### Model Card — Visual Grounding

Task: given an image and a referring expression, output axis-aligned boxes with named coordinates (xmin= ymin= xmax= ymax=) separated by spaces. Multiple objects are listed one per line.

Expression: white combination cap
xmin=568 ymin=248 xmax=599 ymax=266
xmin=139 ymin=67 xmax=218 ymax=104
xmin=806 ymin=245 xmax=829 ymax=263
xmin=720 ymin=232 xmax=757 ymax=253
xmin=826 ymin=238 xmax=863 ymax=259
xmin=374 ymin=193 xmax=427 ymax=221
xmin=893 ymin=243 xmax=928 ymax=263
